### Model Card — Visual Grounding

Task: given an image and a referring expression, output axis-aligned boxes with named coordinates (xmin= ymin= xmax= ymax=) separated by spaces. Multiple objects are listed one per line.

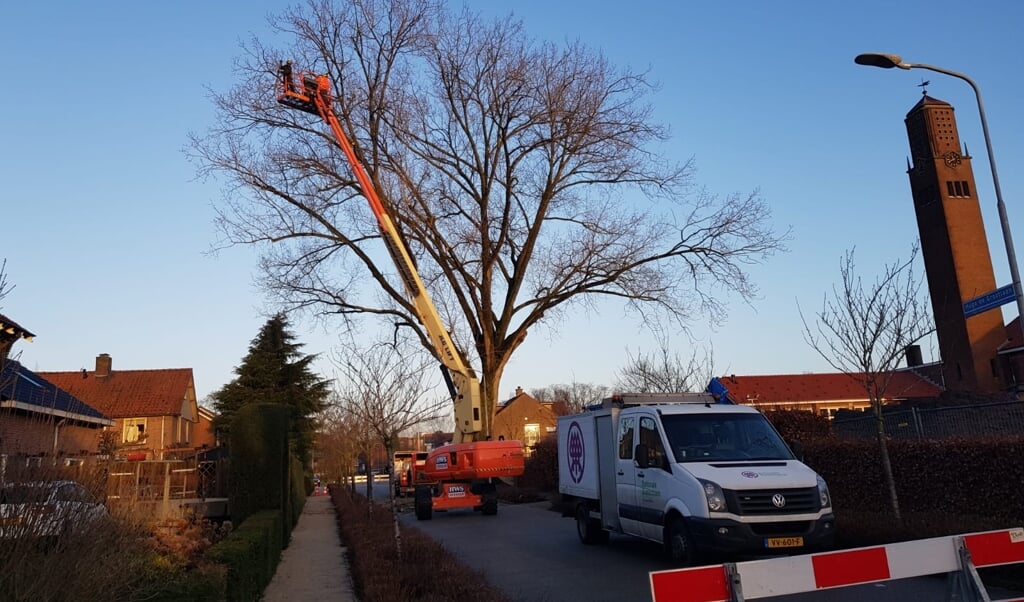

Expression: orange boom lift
xmin=277 ymin=64 xmax=524 ymax=519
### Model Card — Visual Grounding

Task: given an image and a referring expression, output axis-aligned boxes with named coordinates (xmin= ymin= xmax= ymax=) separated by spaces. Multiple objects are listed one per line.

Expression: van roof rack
xmin=595 ymin=393 xmax=719 ymax=409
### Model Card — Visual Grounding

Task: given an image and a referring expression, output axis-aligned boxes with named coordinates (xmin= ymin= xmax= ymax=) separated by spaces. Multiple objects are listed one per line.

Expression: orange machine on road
xmin=392 ymin=451 xmax=427 ymax=498
xmin=277 ymin=64 xmax=524 ymax=519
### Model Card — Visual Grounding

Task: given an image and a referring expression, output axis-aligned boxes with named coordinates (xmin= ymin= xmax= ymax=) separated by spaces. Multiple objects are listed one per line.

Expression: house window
xmin=523 ymin=424 xmax=540 ymax=448
xmin=123 ymin=418 xmax=147 ymax=443
xmin=176 ymin=418 xmax=192 ymax=445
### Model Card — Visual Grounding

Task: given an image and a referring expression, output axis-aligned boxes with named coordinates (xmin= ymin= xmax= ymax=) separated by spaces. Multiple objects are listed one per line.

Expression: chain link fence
xmin=833 ymin=400 xmax=1024 ymax=440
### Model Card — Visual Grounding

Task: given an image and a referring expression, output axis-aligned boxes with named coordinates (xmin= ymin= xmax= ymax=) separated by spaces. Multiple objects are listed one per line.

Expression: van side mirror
xmin=789 ymin=440 xmax=804 ymax=462
xmin=634 ymin=444 xmax=650 ymax=469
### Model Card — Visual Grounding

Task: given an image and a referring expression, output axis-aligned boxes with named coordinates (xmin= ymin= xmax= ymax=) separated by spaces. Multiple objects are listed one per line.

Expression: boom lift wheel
xmin=480 ymin=483 xmax=498 ymax=516
xmin=414 ymin=485 xmax=433 ymax=521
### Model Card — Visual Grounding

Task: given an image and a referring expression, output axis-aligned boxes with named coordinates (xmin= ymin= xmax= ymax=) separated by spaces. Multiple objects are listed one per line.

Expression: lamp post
xmin=855 ymin=52 xmax=1024 ymax=332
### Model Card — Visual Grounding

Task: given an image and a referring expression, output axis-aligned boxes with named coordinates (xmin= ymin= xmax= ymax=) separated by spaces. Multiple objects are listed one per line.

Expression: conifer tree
xmin=212 ymin=313 xmax=330 ymax=468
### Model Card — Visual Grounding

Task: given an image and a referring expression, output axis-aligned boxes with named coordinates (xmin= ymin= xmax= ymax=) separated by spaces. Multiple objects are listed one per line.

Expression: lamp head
xmin=855 ymin=53 xmax=909 ymax=70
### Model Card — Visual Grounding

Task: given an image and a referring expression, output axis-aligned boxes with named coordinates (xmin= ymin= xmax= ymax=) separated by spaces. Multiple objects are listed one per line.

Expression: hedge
xmin=229 ymin=403 xmax=292 ymax=525
xmin=205 ymin=510 xmax=285 ymax=602
xmin=805 ymin=436 xmax=1024 ymax=521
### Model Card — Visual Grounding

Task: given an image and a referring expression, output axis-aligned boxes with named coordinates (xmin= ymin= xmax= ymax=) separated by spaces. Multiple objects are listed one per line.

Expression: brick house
xmin=712 ymin=369 xmax=944 ymax=417
xmin=0 ymin=314 xmax=113 ymax=457
xmin=492 ymin=387 xmax=560 ymax=453
xmin=193 ymin=405 xmax=218 ymax=450
xmin=38 ymin=354 xmax=200 ymax=460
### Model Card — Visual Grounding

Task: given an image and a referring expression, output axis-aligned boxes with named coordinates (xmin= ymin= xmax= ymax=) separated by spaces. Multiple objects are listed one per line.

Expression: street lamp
xmin=855 ymin=52 xmax=1024 ymax=333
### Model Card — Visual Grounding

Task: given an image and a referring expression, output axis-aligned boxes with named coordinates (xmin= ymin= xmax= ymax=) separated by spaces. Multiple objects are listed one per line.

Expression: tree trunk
xmin=480 ymin=363 xmax=508 ymax=441
xmin=874 ymin=404 xmax=901 ymax=521
xmin=386 ymin=442 xmax=402 ymax=558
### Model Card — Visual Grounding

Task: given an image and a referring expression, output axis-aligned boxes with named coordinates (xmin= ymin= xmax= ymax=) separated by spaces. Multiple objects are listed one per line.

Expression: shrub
xmin=330 ymin=486 xmax=511 ymax=602
xmin=805 ymin=436 xmax=1024 ymax=522
xmin=518 ymin=436 xmax=558 ymax=492
xmin=762 ymin=409 xmax=833 ymax=442
xmin=137 ymin=561 xmax=227 ymax=602
xmin=206 ymin=510 xmax=285 ymax=602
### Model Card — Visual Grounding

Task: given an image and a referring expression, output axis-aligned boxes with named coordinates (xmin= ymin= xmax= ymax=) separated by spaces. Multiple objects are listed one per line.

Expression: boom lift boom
xmin=276 ymin=65 xmax=482 ymax=440
xmin=277 ymin=64 xmax=524 ymax=520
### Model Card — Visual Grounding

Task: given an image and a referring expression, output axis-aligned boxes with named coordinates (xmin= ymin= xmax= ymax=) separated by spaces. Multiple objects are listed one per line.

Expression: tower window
xmin=946 ymin=181 xmax=972 ymax=198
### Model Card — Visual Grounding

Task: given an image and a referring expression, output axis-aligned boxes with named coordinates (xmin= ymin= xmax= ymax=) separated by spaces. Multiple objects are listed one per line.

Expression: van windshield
xmin=661 ymin=413 xmax=794 ymax=462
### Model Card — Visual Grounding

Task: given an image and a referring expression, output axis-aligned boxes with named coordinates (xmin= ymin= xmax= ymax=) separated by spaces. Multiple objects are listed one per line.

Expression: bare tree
xmin=333 ymin=335 xmax=446 ymax=498
xmin=615 ymin=342 xmax=715 ymax=393
xmin=1 ymin=259 xmax=24 ymax=392
xmin=189 ymin=0 xmax=787 ymax=438
xmin=0 ymin=259 xmax=12 ymax=306
xmin=529 ymin=381 xmax=609 ymax=415
xmin=315 ymin=400 xmax=364 ymax=486
xmin=333 ymin=335 xmax=444 ymax=555
xmin=799 ymin=245 xmax=934 ymax=520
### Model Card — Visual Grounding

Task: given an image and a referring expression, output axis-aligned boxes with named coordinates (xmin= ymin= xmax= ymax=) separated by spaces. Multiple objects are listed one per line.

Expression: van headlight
xmin=817 ymin=475 xmax=831 ymax=508
xmin=698 ymin=479 xmax=727 ymax=512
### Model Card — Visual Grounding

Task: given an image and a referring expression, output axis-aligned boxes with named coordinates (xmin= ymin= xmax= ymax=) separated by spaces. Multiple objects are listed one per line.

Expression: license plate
xmin=766 ymin=536 xmax=803 ymax=548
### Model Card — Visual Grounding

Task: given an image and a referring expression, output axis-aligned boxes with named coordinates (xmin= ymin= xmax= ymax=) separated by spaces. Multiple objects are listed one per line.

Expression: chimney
xmin=515 ymin=386 xmax=524 ymax=397
xmin=96 ymin=353 xmax=112 ymax=378
xmin=905 ymin=345 xmax=923 ymax=368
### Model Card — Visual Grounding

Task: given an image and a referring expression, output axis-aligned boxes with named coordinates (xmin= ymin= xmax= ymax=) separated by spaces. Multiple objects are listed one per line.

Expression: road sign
xmin=963 ymin=284 xmax=1016 ymax=318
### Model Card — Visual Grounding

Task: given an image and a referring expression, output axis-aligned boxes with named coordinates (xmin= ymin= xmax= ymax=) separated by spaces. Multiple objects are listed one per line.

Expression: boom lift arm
xmin=276 ymin=64 xmax=483 ymax=441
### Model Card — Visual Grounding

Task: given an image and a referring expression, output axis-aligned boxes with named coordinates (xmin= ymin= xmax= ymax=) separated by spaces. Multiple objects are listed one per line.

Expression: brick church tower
xmin=904 ymin=95 xmax=1006 ymax=392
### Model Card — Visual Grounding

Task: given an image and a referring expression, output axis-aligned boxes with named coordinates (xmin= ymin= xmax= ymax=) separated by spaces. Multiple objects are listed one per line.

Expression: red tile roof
xmin=715 ymin=371 xmax=943 ymax=405
xmin=36 ymin=368 xmax=195 ymax=418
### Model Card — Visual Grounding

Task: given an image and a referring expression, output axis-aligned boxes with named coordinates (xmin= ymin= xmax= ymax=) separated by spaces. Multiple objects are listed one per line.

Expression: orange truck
xmin=277 ymin=65 xmax=525 ymax=519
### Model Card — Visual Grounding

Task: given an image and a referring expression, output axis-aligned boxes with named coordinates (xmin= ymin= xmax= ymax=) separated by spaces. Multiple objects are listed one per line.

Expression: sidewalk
xmin=262 ymin=494 xmax=357 ymax=602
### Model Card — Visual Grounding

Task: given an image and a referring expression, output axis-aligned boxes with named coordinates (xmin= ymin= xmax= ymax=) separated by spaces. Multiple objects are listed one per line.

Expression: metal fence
xmin=833 ymin=400 xmax=1024 ymax=440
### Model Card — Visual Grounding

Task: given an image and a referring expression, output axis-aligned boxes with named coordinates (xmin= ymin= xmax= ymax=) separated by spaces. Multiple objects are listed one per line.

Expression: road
xmin=399 ymin=501 xmax=1024 ymax=602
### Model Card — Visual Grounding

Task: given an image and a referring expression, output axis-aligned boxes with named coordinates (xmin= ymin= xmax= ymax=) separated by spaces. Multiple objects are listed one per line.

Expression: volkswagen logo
xmin=771 ymin=493 xmax=786 ymax=508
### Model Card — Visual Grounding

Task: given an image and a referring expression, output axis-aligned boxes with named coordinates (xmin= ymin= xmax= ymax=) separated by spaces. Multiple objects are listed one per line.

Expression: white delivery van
xmin=558 ymin=392 xmax=835 ymax=563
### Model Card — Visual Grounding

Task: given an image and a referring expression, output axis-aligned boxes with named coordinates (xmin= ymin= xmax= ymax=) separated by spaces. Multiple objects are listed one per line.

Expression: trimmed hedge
xmin=805 ymin=436 xmax=1024 ymax=521
xmin=330 ymin=487 xmax=511 ymax=602
xmin=229 ymin=403 xmax=292 ymax=525
xmin=289 ymin=453 xmax=307 ymax=528
xmin=206 ymin=510 xmax=285 ymax=602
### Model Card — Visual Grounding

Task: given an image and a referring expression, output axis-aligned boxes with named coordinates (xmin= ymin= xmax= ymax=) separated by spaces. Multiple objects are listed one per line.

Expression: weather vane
xmin=918 ymin=78 xmax=930 ymax=95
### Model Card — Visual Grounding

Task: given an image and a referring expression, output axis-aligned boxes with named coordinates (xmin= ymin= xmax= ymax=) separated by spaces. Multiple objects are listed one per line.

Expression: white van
xmin=557 ymin=394 xmax=835 ymax=563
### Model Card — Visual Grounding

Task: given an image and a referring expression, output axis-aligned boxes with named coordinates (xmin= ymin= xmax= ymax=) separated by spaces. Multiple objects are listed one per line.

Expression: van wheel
xmin=414 ymin=486 xmax=433 ymax=521
xmin=665 ymin=517 xmax=697 ymax=565
xmin=576 ymin=504 xmax=608 ymax=545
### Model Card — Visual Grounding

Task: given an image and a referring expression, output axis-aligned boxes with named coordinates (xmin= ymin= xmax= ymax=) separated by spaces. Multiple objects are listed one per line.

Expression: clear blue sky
xmin=3 ymin=1 xmax=1022 ymax=405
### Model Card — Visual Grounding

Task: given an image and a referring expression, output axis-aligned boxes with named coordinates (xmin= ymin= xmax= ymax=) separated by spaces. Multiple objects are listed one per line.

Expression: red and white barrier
xmin=650 ymin=527 xmax=1024 ymax=602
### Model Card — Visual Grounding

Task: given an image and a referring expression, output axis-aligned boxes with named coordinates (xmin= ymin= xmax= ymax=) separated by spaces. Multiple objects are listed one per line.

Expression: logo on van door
xmin=566 ymin=421 xmax=586 ymax=483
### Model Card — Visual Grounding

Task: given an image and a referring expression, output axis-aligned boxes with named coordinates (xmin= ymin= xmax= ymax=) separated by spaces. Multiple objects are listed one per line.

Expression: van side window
xmin=639 ymin=416 xmax=666 ymax=467
xmin=618 ymin=417 xmax=635 ymax=459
